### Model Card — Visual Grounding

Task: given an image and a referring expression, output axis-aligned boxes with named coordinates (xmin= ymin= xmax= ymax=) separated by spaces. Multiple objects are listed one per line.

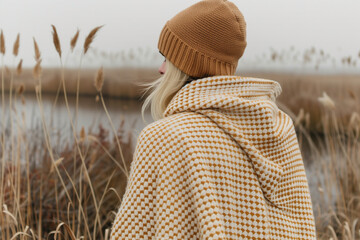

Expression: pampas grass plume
xmin=349 ymin=112 xmax=360 ymax=131
xmin=17 ymin=83 xmax=25 ymax=95
xmin=33 ymin=60 xmax=42 ymax=79
xmin=84 ymin=25 xmax=103 ymax=55
xmin=80 ymin=126 xmax=86 ymax=142
xmin=0 ymin=29 xmax=5 ymax=55
xmin=16 ymin=59 xmax=23 ymax=75
xmin=51 ymin=25 xmax=62 ymax=58
xmin=318 ymin=92 xmax=336 ymax=110
xmin=13 ymin=33 xmax=20 ymax=57
xmin=94 ymin=66 xmax=104 ymax=92
xmin=33 ymin=37 xmax=41 ymax=61
xmin=70 ymin=29 xmax=80 ymax=52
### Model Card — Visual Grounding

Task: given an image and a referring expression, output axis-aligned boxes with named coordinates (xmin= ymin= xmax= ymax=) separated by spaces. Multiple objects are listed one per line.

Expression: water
xmin=0 ymin=91 xmax=334 ymax=214
xmin=0 ymin=92 xmax=154 ymax=147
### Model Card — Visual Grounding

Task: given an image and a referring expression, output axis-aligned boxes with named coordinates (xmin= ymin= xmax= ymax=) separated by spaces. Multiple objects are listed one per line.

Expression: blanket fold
xmin=111 ymin=76 xmax=316 ymax=240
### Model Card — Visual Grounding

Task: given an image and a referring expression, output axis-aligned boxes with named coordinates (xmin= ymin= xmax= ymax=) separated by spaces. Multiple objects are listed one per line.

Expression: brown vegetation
xmin=2 ymin=66 xmax=359 ymax=132
xmin=1 ymin=67 xmax=159 ymax=98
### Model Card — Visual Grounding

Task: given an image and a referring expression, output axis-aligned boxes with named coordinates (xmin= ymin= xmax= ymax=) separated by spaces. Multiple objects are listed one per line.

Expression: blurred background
xmin=1 ymin=0 xmax=360 ymax=72
xmin=0 ymin=0 xmax=359 ymax=133
xmin=0 ymin=0 xmax=359 ymax=239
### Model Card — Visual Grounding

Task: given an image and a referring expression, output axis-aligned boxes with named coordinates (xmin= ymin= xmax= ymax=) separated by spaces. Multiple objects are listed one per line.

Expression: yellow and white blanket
xmin=111 ymin=76 xmax=316 ymax=239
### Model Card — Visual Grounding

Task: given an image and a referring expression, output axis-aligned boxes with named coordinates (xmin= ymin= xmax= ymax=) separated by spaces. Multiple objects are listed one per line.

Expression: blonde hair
xmin=140 ymin=59 xmax=190 ymax=123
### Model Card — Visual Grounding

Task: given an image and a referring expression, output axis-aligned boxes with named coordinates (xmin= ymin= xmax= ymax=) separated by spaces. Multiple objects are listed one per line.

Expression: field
xmin=0 ymin=28 xmax=360 ymax=239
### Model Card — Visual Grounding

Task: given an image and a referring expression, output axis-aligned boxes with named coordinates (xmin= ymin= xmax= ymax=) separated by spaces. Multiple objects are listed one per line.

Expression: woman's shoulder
xmin=139 ymin=111 xmax=210 ymax=143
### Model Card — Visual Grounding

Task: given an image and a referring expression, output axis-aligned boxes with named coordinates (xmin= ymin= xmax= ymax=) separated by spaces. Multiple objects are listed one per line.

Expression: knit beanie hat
xmin=158 ymin=0 xmax=247 ymax=78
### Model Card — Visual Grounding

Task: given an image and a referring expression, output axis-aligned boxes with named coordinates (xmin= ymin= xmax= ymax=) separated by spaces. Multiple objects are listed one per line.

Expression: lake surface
xmin=0 ymin=92 xmax=332 ymax=212
xmin=0 ymin=93 xmax=153 ymax=147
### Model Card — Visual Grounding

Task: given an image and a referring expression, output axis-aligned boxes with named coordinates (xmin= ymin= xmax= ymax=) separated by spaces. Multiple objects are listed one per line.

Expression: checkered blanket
xmin=111 ymin=76 xmax=316 ymax=239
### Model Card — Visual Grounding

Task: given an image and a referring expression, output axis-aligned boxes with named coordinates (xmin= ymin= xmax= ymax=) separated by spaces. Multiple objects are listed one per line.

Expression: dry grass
xmin=0 ymin=30 xmax=5 ymax=55
xmin=293 ymin=106 xmax=360 ymax=239
xmin=16 ymin=59 xmax=23 ymax=76
xmin=0 ymin=120 xmax=133 ymax=239
xmin=0 ymin=28 xmax=359 ymax=239
xmin=0 ymin=67 xmax=159 ymax=98
xmin=12 ymin=33 xmax=20 ymax=57
xmin=83 ymin=26 xmax=103 ymax=55
xmin=33 ymin=38 xmax=41 ymax=62
xmin=0 ymin=26 xmax=135 ymax=239
xmin=246 ymin=72 xmax=360 ymax=132
xmin=70 ymin=30 xmax=80 ymax=53
xmin=94 ymin=66 xmax=104 ymax=92
xmin=51 ymin=25 xmax=62 ymax=58
xmin=32 ymin=60 xmax=42 ymax=79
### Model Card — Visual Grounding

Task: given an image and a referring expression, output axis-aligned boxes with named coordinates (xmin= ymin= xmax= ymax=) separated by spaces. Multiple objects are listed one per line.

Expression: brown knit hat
xmin=158 ymin=0 xmax=247 ymax=78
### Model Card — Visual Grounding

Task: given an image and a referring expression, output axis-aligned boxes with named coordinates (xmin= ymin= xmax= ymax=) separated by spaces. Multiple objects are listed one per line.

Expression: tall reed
xmin=284 ymin=92 xmax=360 ymax=239
xmin=0 ymin=26 xmax=132 ymax=239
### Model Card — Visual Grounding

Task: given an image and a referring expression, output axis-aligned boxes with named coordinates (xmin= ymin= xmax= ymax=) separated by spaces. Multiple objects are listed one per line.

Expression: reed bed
xmin=1 ymin=26 xmax=133 ymax=240
xmin=280 ymin=99 xmax=360 ymax=239
xmin=0 ymin=27 xmax=360 ymax=239
xmin=1 ymin=68 xmax=359 ymax=133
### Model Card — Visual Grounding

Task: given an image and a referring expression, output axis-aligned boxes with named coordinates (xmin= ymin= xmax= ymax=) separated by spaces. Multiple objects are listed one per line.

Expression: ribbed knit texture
xmin=110 ymin=76 xmax=317 ymax=239
xmin=158 ymin=0 xmax=247 ymax=78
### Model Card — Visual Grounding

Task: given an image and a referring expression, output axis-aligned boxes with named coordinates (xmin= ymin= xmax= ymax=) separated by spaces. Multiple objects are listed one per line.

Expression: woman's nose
xmin=159 ymin=61 xmax=166 ymax=75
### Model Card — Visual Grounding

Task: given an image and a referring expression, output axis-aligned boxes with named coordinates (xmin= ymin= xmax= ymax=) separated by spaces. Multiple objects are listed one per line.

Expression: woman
xmin=111 ymin=0 xmax=317 ymax=239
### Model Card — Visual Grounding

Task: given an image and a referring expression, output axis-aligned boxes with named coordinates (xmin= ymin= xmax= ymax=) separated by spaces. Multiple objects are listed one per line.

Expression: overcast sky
xmin=0 ymin=0 xmax=359 ymax=73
